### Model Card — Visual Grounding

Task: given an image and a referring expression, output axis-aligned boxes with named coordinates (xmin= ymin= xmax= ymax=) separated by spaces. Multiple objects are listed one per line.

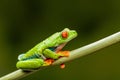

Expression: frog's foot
xmin=60 ymin=63 xmax=65 ymax=69
xmin=43 ymin=58 xmax=54 ymax=66
xmin=57 ymin=51 xmax=70 ymax=57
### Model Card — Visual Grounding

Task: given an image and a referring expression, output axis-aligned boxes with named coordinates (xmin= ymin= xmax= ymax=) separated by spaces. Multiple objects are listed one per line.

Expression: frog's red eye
xmin=62 ymin=31 xmax=68 ymax=38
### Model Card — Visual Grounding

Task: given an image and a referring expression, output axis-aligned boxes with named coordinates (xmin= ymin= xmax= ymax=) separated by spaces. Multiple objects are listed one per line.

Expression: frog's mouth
xmin=49 ymin=43 xmax=67 ymax=53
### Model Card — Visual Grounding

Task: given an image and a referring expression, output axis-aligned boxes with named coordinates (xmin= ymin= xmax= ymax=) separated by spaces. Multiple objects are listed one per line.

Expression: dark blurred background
xmin=0 ymin=0 xmax=120 ymax=80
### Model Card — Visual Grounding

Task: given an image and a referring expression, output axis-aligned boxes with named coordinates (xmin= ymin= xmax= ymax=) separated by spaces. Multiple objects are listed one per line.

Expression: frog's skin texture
xmin=16 ymin=28 xmax=77 ymax=69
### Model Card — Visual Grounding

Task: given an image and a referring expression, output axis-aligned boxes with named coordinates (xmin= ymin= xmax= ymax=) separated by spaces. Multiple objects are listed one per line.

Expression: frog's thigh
xmin=43 ymin=49 xmax=60 ymax=59
xmin=16 ymin=59 xmax=44 ymax=69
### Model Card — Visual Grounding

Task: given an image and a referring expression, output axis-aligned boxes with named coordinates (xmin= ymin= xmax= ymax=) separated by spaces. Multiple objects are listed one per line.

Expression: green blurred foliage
xmin=0 ymin=0 xmax=120 ymax=80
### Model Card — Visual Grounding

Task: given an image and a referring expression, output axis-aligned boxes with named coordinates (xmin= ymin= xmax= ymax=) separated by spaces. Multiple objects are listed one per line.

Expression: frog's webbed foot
xmin=60 ymin=63 xmax=65 ymax=69
xmin=43 ymin=58 xmax=54 ymax=66
xmin=43 ymin=58 xmax=66 ymax=69
xmin=57 ymin=51 xmax=70 ymax=69
xmin=57 ymin=51 xmax=70 ymax=57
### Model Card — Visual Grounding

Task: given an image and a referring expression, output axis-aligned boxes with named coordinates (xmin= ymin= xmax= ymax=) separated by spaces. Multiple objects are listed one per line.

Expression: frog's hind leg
xmin=16 ymin=59 xmax=44 ymax=70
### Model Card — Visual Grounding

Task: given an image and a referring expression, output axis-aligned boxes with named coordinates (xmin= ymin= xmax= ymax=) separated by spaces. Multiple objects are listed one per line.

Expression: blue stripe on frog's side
xmin=48 ymin=47 xmax=57 ymax=51
xmin=19 ymin=53 xmax=42 ymax=61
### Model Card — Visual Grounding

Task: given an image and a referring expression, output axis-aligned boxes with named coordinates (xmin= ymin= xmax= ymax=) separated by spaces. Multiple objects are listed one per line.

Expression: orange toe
xmin=44 ymin=59 xmax=54 ymax=65
xmin=57 ymin=51 xmax=70 ymax=57
xmin=60 ymin=63 xmax=65 ymax=69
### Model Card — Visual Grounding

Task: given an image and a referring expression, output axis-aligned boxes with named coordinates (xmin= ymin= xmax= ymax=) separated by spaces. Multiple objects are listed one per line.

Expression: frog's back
xmin=21 ymin=32 xmax=59 ymax=60
xmin=21 ymin=42 xmax=45 ymax=59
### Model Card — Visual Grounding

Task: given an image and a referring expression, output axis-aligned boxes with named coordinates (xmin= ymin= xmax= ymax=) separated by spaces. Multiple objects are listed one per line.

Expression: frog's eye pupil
xmin=62 ymin=31 xmax=68 ymax=38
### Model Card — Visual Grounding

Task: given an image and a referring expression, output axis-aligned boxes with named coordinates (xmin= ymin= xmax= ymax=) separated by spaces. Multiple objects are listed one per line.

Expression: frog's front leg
xmin=43 ymin=49 xmax=70 ymax=68
xmin=43 ymin=49 xmax=70 ymax=59
xmin=43 ymin=49 xmax=60 ymax=59
xmin=16 ymin=59 xmax=44 ymax=69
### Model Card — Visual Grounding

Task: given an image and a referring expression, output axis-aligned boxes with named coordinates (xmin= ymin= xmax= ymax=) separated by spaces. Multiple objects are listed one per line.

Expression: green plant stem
xmin=0 ymin=32 xmax=120 ymax=80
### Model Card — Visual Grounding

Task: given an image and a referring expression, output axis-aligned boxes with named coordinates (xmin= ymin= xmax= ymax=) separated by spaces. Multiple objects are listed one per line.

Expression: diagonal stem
xmin=0 ymin=31 xmax=120 ymax=80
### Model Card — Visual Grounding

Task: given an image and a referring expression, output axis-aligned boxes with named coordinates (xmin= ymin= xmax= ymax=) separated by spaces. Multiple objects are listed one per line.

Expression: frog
xmin=16 ymin=28 xmax=77 ymax=70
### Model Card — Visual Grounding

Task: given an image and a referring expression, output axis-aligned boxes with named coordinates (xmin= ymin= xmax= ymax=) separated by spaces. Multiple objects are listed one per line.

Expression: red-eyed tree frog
xmin=16 ymin=28 xmax=77 ymax=70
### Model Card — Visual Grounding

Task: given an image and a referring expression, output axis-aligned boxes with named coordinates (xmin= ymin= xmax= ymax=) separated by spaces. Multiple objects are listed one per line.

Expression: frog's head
xmin=48 ymin=28 xmax=77 ymax=51
xmin=57 ymin=28 xmax=77 ymax=44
